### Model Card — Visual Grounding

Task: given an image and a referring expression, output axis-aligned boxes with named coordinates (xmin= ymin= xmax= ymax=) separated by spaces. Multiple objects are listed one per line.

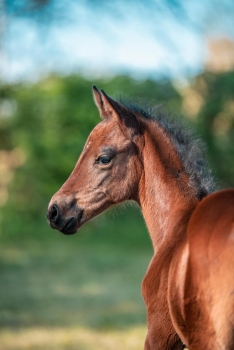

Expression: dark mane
xmin=119 ymin=98 xmax=215 ymax=200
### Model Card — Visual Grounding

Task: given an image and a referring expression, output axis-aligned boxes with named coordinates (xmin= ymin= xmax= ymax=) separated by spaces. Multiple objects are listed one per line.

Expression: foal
xmin=185 ymin=188 xmax=234 ymax=349
xmin=47 ymin=86 xmax=213 ymax=349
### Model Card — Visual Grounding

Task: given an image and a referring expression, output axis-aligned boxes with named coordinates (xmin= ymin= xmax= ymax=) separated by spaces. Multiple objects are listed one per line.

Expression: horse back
xmin=185 ymin=189 xmax=234 ymax=349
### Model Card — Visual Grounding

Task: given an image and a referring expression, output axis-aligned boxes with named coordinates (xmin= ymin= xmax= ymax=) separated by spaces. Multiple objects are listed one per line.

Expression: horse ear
xmin=93 ymin=85 xmax=106 ymax=118
xmin=93 ymin=85 xmax=120 ymax=120
xmin=92 ymin=85 xmax=117 ymax=120
xmin=92 ymin=86 xmax=140 ymax=137
xmin=100 ymin=89 xmax=122 ymax=120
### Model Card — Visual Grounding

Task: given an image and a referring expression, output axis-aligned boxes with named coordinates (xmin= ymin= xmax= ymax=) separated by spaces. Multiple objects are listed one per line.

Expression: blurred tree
xmin=0 ymin=74 xmax=182 ymax=237
xmin=193 ymin=71 xmax=234 ymax=187
xmin=0 ymin=71 xmax=233 ymax=239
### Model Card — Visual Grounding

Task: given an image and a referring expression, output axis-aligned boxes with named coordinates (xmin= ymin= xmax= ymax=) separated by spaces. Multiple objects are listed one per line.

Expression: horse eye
xmin=98 ymin=155 xmax=111 ymax=165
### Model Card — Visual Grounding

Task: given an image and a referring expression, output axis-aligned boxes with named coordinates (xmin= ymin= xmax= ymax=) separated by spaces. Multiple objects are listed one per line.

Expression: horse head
xmin=47 ymin=86 xmax=143 ymax=234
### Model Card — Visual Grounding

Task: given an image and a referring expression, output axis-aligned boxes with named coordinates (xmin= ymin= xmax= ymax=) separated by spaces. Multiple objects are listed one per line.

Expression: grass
xmin=1 ymin=326 xmax=147 ymax=350
xmin=0 ymin=207 xmax=153 ymax=349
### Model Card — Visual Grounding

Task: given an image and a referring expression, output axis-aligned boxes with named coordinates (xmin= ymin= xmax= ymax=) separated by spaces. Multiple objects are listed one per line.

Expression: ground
xmin=0 ymin=208 xmax=152 ymax=350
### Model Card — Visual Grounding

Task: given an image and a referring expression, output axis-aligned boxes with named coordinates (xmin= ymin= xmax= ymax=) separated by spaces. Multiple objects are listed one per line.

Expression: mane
xmin=119 ymin=97 xmax=215 ymax=200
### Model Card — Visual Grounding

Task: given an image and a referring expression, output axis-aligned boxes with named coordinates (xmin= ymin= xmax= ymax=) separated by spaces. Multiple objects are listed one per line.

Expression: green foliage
xmin=0 ymin=71 xmax=233 ymax=349
xmin=193 ymin=71 xmax=234 ymax=187
xmin=0 ymin=75 xmax=182 ymax=238
xmin=0 ymin=71 xmax=234 ymax=239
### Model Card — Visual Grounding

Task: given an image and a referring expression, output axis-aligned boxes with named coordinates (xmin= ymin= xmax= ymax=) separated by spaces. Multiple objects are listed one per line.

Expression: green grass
xmin=0 ymin=207 xmax=153 ymax=349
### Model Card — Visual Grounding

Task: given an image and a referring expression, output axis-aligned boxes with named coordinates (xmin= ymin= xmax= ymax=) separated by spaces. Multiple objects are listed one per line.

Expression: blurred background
xmin=0 ymin=1 xmax=234 ymax=349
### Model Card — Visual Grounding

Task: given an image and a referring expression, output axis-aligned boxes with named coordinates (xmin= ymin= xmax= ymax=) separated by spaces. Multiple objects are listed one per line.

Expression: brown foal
xmin=48 ymin=86 xmax=233 ymax=349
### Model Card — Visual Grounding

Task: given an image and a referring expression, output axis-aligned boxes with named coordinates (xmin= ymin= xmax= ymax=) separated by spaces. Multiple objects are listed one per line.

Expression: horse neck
xmin=138 ymin=121 xmax=198 ymax=252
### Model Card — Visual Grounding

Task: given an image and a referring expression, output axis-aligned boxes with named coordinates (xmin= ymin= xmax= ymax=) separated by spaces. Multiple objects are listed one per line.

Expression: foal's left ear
xmin=92 ymin=85 xmax=120 ymax=121
xmin=92 ymin=85 xmax=140 ymax=136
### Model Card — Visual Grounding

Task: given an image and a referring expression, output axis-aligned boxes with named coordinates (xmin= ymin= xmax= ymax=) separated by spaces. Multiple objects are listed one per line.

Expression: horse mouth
xmin=61 ymin=217 xmax=77 ymax=235
xmin=61 ymin=210 xmax=83 ymax=235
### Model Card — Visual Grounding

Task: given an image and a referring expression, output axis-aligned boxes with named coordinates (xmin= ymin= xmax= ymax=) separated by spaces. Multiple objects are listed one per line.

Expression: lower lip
xmin=61 ymin=217 xmax=77 ymax=235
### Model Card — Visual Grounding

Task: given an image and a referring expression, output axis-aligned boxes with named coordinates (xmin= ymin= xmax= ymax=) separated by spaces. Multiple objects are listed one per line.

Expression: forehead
xmin=85 ymin=119 xmax=127 ymax=149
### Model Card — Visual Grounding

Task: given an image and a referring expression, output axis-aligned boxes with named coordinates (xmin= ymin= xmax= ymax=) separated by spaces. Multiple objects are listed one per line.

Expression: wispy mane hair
xmin=119 ymin=97 xmax=215 ymax=200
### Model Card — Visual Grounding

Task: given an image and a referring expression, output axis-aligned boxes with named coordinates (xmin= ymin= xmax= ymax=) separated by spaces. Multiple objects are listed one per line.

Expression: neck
xmin=137 ymin=121 xmax=198 ymax=252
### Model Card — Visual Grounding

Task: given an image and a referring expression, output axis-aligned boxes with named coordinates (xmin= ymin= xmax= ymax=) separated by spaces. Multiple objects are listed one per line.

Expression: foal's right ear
xmin=93 ymin=85 xmax=104 ymax=117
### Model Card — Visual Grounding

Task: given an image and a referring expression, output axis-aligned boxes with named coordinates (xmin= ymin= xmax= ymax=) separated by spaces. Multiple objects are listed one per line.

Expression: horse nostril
xmin=50 ymin=204 xmax=60 ymax=224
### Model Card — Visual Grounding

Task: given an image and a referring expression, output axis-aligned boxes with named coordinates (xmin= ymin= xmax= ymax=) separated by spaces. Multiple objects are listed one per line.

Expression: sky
xmin=2 ymin=0 xmax=234 ymax=82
